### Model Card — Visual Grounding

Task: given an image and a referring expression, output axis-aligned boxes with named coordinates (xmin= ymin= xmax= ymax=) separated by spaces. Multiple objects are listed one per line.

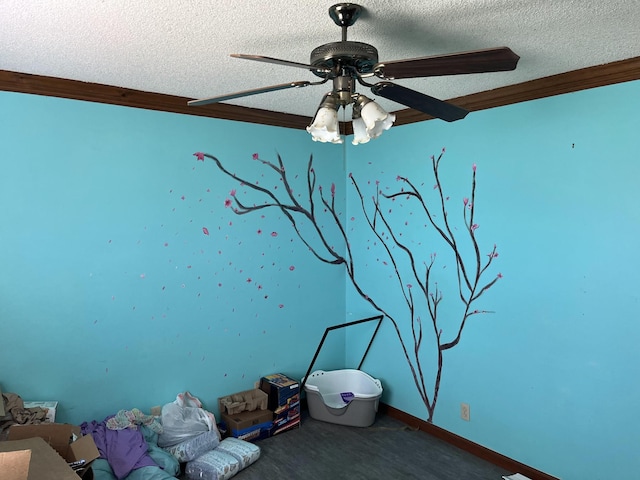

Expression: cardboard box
xmin=222 ymin=409 xmax=273 ymax=442
xmin=270 ymin=392 xmax=301 ymax=436
xmin=0 ymin=448 xmax=31 ymax=480
xmin=0 ymin=437 xmax=79 ymax=480
xmin=8 ymin=423 xmax=99 ymax=478
xmin=260 ymin=373 xmax=300 ymax=411
xmin=218 ymin=388 xmax=268 ymax=415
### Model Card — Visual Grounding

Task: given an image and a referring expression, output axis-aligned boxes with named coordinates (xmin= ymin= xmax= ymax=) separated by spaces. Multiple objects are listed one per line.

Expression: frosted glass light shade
xmin=361 ymin=101 xmax=396 ymax=139
xmin=351 ymin=117 xmax=371 ymax=145
xmin=307 ymin=107 xmax=343 ymax=144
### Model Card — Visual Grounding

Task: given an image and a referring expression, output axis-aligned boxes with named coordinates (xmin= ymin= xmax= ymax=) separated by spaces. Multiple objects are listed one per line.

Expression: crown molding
xmin=2 ymin=56 xmax=639 ymax=132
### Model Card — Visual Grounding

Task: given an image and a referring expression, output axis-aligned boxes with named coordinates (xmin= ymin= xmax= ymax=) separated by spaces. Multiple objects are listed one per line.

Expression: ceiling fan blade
xmin=231 ymin=54 xmax=331 ymax=74
xmin=188 ymin=81 xmax=312 ymax=106
xmin=374 ymin=47 xmax=520 ymax=79
xmin=371 ymin=82 xmax=469 ymax=122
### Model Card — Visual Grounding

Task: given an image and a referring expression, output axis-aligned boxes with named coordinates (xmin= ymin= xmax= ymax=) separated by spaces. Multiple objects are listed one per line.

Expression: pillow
xmin=163 ymin=430 xmax=220 ymax=463
xmin=215 ymin=437 xmax=261 ymax=470
xmin=185 ymin=449 xmax=239 ymax=480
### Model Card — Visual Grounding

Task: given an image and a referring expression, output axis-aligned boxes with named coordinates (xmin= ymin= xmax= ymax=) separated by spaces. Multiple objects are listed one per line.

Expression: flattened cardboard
xmin=0 ymin=437 xmax=78 ymax=480
xmin=0 ymin=449 xmax=31 ymax=480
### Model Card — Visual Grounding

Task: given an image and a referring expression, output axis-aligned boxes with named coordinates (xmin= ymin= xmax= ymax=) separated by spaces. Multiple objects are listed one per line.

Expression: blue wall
xmin=2 ymin=79 xmax=639 ymax=479
xmin=0 ymin=92 xmax=346 ymax=424
xmin=346 ymin=80 xmax=640 ymax=479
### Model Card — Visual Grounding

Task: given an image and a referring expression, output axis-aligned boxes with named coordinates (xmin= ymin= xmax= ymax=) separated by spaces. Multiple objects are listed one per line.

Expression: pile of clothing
xmin=85 ymin=392 xmax=260 ymax=480
xmin=0 ymin=392 xmax=49 ymax=441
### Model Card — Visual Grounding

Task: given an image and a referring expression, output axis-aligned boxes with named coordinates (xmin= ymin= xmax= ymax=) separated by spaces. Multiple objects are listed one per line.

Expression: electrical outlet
xmin=460 ymin=402 xmax=470 ymax=421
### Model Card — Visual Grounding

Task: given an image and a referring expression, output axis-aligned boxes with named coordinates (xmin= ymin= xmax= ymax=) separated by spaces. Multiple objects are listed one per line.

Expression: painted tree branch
xmin=194 ymin=148 xmax=501 ymax=422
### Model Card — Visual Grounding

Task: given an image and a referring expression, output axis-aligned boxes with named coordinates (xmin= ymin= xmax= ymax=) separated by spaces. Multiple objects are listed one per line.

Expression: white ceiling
xmin=1 ymin=1 xmax=639 ymax=117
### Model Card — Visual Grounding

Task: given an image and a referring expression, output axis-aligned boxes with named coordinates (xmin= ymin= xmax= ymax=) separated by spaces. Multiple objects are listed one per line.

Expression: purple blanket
xmin=81 ymin=418 xmax=158 ymax=480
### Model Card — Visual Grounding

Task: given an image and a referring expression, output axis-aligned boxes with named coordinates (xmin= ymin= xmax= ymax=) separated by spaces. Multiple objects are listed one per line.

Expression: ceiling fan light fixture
xmin=351 ymin=116 xmax=370 ymax=145
xmin=356 ymin=95 xmax=396 ymax=139
xmin=190 ymin=3 xmax=518 ymax=146
xmin=307 ymin=94 xmax=343 ymax=144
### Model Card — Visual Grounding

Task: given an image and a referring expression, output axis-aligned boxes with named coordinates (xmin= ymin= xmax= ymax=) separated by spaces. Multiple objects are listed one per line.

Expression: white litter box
xmin=302 ymin=369 xmax=383 ymax=427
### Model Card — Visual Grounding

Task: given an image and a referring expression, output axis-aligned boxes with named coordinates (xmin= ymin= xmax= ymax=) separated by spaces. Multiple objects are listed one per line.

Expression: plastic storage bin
xmin=302 ymin=369 xmax=383 ymax=427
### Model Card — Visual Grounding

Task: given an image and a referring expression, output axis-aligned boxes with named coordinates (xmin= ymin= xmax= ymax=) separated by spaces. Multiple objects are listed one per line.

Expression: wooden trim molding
xmin=2 ymin=56 xmax=639 ymax=132
xmin=381 ymin=403 xmax=560 ymax=480
xmin=392 ymin=55 xmax=640 ymax=127
xmin=0 ymin=70 xmax=311 ymax=130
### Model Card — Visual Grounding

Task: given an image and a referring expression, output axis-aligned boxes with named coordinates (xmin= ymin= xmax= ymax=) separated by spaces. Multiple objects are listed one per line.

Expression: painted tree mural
xmin=193 ymin=149 xmax=501 ymax=422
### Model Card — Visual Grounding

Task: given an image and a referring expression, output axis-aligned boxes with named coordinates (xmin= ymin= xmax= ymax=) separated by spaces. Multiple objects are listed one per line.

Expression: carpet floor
xmin=181 ymin=409 xmax=512 ymax=480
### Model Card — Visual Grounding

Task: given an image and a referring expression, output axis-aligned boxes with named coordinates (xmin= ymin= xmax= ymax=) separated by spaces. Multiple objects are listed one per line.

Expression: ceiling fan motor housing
xmin=310 ymin=41 xmax=379 ymax=77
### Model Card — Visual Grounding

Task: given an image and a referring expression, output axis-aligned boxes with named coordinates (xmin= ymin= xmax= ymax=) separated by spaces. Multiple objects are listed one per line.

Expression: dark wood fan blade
xmin=371 ymin=82 xmax=468 ymax=122
xmin=374 ymin=47 xmax=520 ymax=79
xmin=231 ymin=54 xmax=331 ymax=74
xmin=188 ymin=81 xmax=312 ymax=106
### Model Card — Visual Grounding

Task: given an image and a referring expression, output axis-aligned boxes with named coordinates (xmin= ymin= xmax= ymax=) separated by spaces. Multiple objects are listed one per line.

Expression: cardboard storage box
xmin=260 ymin=373 xmax=300 ymax=410
xmin=0 ymin=447 xmax=31 ymax=480
xmin=270 ymin=392 xmax=301 ymax=436
xmin=221 ymin=409 xmax=273 ymax=442
xmin=7 ymin=423 xmax=99 ymax=479
xmin=218 ymin=388 xmax=268 ymax=415
xmin=0 ymin=436 xmax=94 ymax=480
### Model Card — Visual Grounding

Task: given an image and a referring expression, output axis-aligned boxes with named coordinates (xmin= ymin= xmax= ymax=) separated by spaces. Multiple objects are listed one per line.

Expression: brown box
xmin=0 ymin=448 xmax=31 ymax=480
xmin=7 ymin=423 xmax=100 ymax=478
xmin=218 ymin=388 xmax=268 ymax=415
xmin=259 ymin=373 xmax=300 ymax=411
xmin=0 ymin=437 xmax=79 ymax=480
xmin=221 ymin=409 xmax=273 ymax=441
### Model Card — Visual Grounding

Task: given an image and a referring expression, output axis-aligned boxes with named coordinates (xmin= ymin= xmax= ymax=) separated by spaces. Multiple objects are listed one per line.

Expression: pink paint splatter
xmin=202 ymin=227 xmax=210 ymax=236
xmin=193 ymin=152 xmax=205 ymax=161
xmin=278 ymin=304 xmax=284 ymax=308
xmin=289 ymin=266 xmax=295 ymax=271
xmin=224 ymin=198 xmax=232 ymax=208
xmin=252 ymin=153 xmax=259 ymax=160
xmin=230 ymin=189 xmax=236 ymax=196
xmin=271 ymin=232 xmax=278 ymax=237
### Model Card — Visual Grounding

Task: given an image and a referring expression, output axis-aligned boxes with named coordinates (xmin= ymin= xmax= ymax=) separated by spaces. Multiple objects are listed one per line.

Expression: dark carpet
xmin=197 ymin=410 xmax=511 ymax=480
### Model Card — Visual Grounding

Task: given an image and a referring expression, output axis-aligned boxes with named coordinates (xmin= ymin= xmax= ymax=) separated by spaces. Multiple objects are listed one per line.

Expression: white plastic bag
xmin=157 ymin=391 xmax=220 ymax=448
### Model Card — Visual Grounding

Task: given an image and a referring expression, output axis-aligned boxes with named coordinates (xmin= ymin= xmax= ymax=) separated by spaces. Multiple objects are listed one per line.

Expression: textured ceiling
xmin=1 ymin=1 xmax=639 ymax=117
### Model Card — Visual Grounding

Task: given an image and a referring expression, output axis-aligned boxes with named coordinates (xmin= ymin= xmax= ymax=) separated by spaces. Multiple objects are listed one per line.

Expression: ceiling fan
xmin=188 ymin=3 xmax=520 ymax=144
